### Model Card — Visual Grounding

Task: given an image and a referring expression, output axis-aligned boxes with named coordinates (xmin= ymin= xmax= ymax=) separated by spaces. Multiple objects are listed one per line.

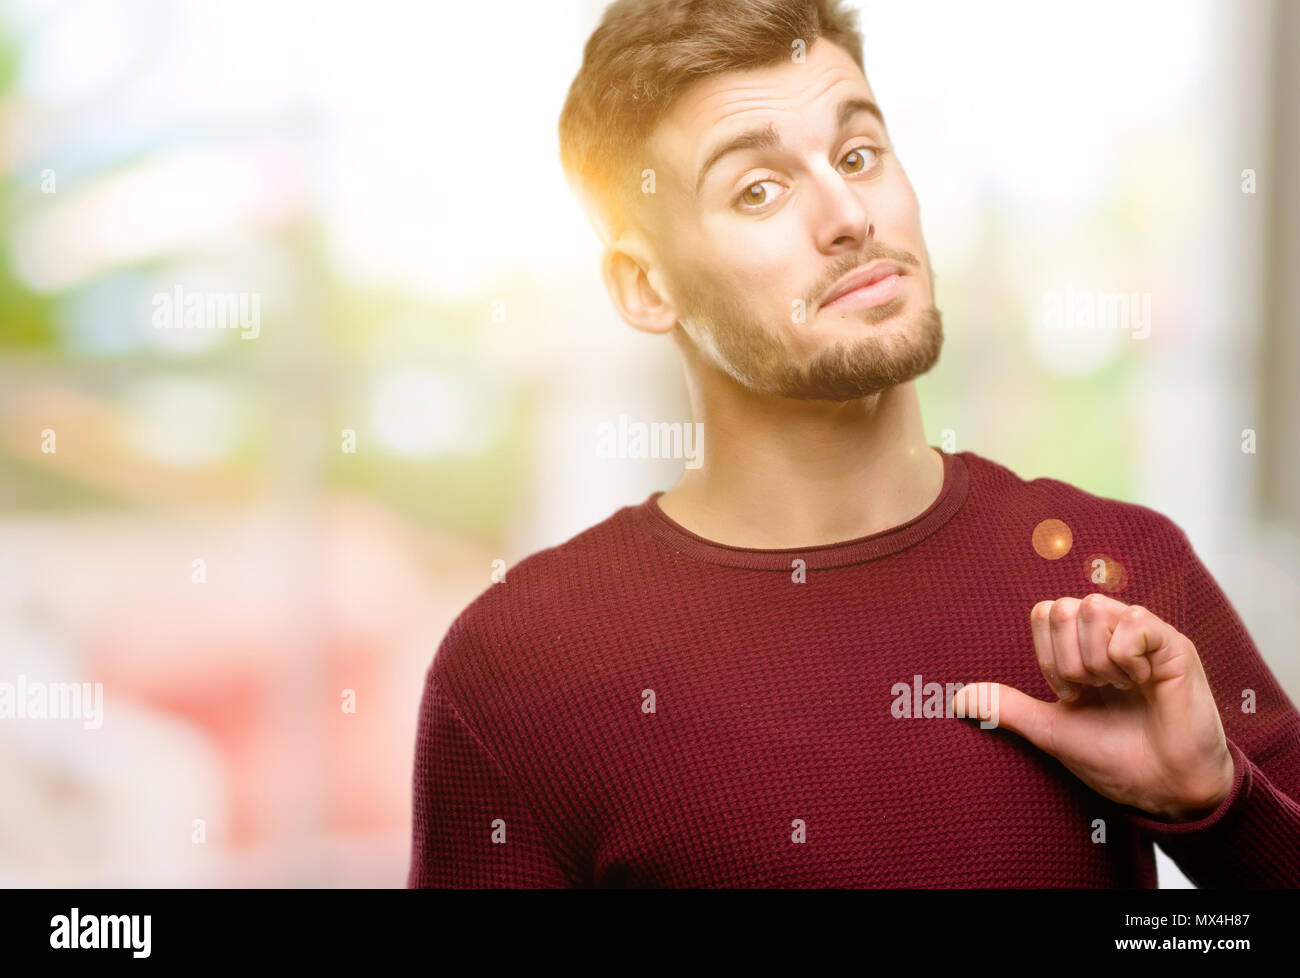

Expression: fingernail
xmin=1056 ymin=683 xmax=1075 ymax=699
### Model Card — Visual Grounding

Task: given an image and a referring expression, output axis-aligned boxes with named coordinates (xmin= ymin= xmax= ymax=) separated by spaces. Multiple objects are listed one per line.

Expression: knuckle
xmin=1048 ymin=599 xmax=1076 ymax=626
xmin=1078 ymin=592 xmax=1108 ymax=617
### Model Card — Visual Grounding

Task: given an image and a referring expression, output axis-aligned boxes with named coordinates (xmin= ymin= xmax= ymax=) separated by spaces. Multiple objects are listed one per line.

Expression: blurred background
xmin=0 ymin=0 xmax=1296 ymax=887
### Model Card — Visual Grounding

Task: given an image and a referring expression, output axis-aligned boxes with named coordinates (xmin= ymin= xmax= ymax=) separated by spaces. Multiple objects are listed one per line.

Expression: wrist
xmin=1164 ymin=748 xmax=1236 ymax=822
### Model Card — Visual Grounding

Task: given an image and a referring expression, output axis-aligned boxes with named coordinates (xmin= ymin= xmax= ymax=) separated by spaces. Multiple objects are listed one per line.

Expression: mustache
xmin=813 ymin=243 xmax=920 ymax=304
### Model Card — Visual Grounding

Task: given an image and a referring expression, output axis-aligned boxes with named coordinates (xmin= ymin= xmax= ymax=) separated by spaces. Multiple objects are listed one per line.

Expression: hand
xmin=952 ymin=593 xmax=1235 ymax=822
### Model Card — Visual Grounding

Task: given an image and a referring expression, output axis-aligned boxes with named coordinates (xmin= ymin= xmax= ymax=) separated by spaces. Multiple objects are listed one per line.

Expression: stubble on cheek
xmin=675 ymin=272 xmax=791 ymax=387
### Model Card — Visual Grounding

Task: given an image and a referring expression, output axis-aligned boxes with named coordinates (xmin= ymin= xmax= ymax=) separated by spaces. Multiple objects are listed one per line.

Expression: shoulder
xmin=956 ymin=449 xmax=1190 ymax=557
xmin=427 ymin=500 xmax=646 ymax=699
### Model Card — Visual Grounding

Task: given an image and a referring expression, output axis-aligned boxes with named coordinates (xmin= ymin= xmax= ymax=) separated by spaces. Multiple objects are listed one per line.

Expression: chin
xmin=818 ymin=294 xmax=910 ymax=327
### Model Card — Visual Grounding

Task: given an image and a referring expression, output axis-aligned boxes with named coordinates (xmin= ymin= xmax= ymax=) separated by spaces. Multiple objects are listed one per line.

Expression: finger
xmin=1106 ymin=604 xmax=1159 ymax=685
xmin=1030 ymin=600 xmax=1071 ymax=699
xmin=1077 ymin=592 xmax=1135 ymax=688
xmin=955 ymin=682 xmax=1058 ymax=757
xmin=1048 ymin=596 xmax=1092 ymax=695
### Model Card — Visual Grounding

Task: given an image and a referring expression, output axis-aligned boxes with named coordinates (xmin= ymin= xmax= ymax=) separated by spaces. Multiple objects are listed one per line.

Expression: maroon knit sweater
xmin=407 ymin=449 xmax=1300 ymax=887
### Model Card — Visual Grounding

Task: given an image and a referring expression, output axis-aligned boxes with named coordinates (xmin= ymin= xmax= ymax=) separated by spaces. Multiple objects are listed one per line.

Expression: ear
xmin=601 ymin=237 xmax=679 ymax=337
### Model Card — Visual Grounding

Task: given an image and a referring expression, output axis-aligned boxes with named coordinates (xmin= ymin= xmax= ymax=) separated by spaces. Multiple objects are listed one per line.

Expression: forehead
xmin=648 ymin=37 xmax=875 ymax=187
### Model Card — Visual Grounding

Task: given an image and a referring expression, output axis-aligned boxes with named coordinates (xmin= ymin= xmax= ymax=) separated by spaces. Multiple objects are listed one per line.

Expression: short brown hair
xmin=557 ymin=0 xmax=866 ymax=243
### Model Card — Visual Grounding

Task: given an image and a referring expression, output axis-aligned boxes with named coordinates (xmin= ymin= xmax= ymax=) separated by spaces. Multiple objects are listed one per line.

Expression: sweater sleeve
xmin=1123 ymin=532 xmax=1300 ymax=886
xmin=406 ymin=658 xmax=575 ymax=888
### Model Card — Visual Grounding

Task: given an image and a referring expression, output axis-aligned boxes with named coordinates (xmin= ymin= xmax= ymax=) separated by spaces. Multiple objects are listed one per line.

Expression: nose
xmin=808 ymin=162 xmax=874 ymax=254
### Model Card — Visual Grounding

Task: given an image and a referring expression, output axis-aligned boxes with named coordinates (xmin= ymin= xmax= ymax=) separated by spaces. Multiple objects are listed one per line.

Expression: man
xmin=408 ymin=0 xmax=1300 ymax=887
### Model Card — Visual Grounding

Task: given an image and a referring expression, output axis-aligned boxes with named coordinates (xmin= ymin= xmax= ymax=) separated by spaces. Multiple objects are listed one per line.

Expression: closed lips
xmin=824 ymin=263 xmax=904 ymax=304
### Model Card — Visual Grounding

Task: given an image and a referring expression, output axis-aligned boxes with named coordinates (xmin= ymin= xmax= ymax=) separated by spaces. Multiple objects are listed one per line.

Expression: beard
xmin=672 ymin=274 xmax=944 ymax=401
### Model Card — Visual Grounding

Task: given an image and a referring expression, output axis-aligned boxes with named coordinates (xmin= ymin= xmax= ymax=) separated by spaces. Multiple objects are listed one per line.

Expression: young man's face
xmin=642 ymin=36 xmax=943 ymax=400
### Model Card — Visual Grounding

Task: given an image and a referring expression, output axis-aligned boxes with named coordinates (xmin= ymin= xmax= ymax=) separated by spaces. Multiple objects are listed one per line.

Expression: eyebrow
xmin=693 ymin=96 xmax=886 ymax=197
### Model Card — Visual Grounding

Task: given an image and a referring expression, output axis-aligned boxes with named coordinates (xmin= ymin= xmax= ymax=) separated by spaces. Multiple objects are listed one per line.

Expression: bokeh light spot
xmin=1032 ymin=519 xmax=1073 ymax=560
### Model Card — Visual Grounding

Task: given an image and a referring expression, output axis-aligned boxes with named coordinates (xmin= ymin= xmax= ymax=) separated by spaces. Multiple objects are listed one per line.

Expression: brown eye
xmin=737 ymin=180 xmax=779 ymax=209
xmin=840 ymin=146 xmax=879 ymax=174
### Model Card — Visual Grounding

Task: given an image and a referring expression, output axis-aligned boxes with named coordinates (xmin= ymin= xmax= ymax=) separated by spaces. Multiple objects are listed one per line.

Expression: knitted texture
xmin=407 ymin=449 xmax=1300 ymax=887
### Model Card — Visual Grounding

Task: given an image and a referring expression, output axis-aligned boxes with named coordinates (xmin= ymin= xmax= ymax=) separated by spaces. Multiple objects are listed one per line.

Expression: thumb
xmin=952 ymin=682 xmax=1059 ymax=756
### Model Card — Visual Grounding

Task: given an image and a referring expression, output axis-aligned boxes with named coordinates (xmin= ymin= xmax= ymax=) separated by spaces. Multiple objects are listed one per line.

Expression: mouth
xmin=821 ymin=261 xmax=906 ymax=311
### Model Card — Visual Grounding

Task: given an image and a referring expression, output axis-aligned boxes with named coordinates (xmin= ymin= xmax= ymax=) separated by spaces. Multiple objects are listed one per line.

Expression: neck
xmin=656 ymin=365 xmax=943 ymax=549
